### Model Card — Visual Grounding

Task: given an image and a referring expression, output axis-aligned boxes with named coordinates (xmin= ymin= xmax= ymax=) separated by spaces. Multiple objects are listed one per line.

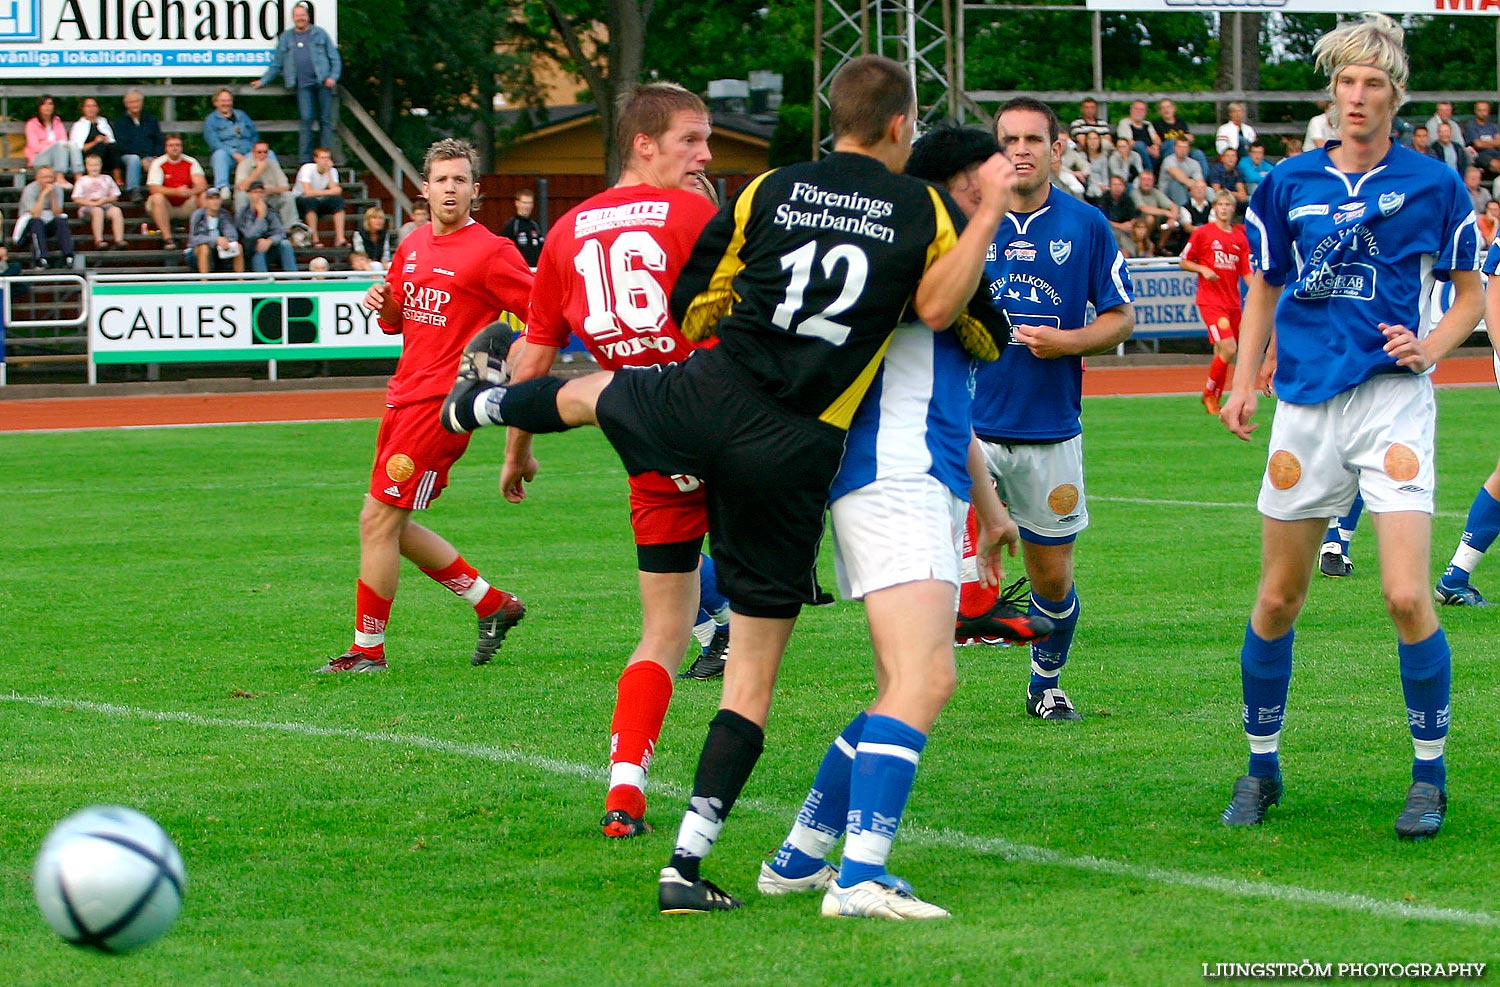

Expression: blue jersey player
xmin=976 ymin=97 xmax=1136 ymax=721
xmin=1219 ymin=13 xmax=1485 ymax=840
xmin=757 ymin=126 xmax=1021 ymax=920
xmin=1432 ymin=240 xmax=1500 ymax=608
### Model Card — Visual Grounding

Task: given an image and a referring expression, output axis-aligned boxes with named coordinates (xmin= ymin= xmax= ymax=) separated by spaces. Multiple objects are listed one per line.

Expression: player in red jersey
xmin=473 ymin=83 xmax=718 ymax=836
xmin=1180 ymin=191 xmax=1251 ymax=415
xmin=316 ymin=138 xmax=533 ymax=673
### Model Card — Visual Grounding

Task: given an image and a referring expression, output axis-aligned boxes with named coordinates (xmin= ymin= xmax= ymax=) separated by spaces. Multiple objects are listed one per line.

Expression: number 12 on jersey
xmin=771 ymin=241 xmax=869 ymax=345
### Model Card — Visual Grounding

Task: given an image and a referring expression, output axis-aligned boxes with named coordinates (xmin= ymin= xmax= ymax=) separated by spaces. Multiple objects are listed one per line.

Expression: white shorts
xmin=830 ymin=473 xmax=966 ymax=603
xmin=978 ymin=434 xmax=1089 ymax=539
xmin=1257 ymin=373 xmax=1437 ymax=520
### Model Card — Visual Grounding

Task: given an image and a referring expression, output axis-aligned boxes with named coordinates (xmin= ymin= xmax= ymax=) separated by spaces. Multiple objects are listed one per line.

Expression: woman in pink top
xmin=25 ymin=96 xmax=83 ymax=177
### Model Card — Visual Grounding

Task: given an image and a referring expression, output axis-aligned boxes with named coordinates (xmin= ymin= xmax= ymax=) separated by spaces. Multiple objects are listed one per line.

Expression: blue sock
xmin=1028 ymin=586 xmax=1079 ymax=694
xmin=1399 ymin=629 xmax=1450 ymax=791
xmin=1441 ymin=488 xmax=1500 ymax=588
xmin=1334 ymin=493 xmax=1364 ymax=554
xmin=840 ymin=715 xmax=927 ymax=888
xmin=1241 ymin=623 xmax=1293 ymax=778
xmin=698 ymin=553 xmax=730 ymax=618
xmin=772 ymin=712 xmax=867 ymax=879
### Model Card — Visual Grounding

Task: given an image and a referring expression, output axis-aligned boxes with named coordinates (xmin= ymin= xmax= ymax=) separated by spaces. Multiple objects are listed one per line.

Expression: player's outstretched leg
xmin=1222 ymin=624 xmax=1291 ymax=826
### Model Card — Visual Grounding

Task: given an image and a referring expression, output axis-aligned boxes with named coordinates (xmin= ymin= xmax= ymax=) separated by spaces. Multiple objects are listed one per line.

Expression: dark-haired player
xmin=317 ymin=138 xmax=531 ymax=673
xmin=442 ymin=55 xmax=1014 ymax=914
xmin=980 ymin=97 xmax=1136 ymax=721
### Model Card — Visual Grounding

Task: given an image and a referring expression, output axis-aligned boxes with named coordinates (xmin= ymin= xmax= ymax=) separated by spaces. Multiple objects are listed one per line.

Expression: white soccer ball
xmin=33 ymin=805 xmax=187 ymax=953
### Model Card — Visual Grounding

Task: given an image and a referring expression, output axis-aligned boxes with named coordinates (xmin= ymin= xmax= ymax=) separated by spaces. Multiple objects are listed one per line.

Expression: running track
xmin=1 ymin=356 xmax=1495 ymax=432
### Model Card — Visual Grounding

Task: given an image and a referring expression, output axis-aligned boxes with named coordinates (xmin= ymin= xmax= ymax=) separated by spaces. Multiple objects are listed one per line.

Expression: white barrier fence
xmin=86 ymin=270 xmax=393 ymax=383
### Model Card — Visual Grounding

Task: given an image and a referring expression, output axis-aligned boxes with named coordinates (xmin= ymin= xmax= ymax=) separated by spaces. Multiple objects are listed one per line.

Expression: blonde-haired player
xmin=1219 ymin=12 xmax=1484 ymax=839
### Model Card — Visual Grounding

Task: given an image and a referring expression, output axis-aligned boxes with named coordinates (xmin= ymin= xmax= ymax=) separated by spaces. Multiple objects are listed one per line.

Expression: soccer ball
xmin=33 ymin=805 xmax=187 ymax=953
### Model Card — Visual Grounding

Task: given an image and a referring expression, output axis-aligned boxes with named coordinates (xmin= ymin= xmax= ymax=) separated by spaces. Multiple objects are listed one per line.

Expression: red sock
xmin=606 ymin=661 xmax=674 ymax=816
xmin=353 ymin=579 xmax=392 ymax=656
xmin=419 ymin=556 xmax=507 ymax=616
xmin=1207 ymin=356 xmax=1229 ymax=397
xmin=958 ymin=505 xmax=999 ymax=619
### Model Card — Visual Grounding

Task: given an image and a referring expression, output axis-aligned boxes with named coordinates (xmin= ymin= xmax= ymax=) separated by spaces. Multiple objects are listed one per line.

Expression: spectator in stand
xmin=348 ymin=249 xmax=373 ymax=271
xmin=1411 ymin=124 xmax=1432 ymax=156
xmin=396 ymin=199 xmax=428 ymax=243
xmin=1099 ymin=173 xmax=1139 ymax=256
xmin=237 ymin=181 xmax=297 ymax=272
xmin=1182 ymin=178 xmax=1214 ymax=231
xmin=1479 ymin=199 xmax=1500 ymax=246
xmin=203 ymin=88 xmax=262 ymax=188
xmin=25 ymin=96 xmax=82 ymax=179
xmin=1117 ymin=99 xmax=1162 ymax=170
xmin=70 ymin=97 xmax=121 ymax=184
xmin=186 ymin=186 xmax=243 ymax=273
xmin=1130 ymin=169 xmax=1180 ymax=252
xmin=1427 ymin=101 xmax=1459 ymax=145
xmin=1130 ymin=216 xmax=1159 ymax=258
xmin=1105 ymin=135 xmax=1144 ymax=186
xmin=1465 ymin=100 xmax=1500 ymax=177
xmin=1305 ymin=101 xmax=1337 ymax=150
xmin=14 ymin=165 xmax=74 ymax=268
xmin=1464 ymin=166 xmax=1491 ymax=215
xmin=1154 ymin=98 xmax=1208 ymax=171
xmin=1432 ymin=121 xmax=1468 ymax=173
xmin=1069 ymin=97 xmax=1111 ymax=145
xmin=1080 ymin=130 xmax=1109 ymax=204
xmin=252 ymin=0 xmax=342 ymax=165
xmin=294 ymin=147 xmax=347 ymax=247
xmin=1059 ymin=135 xmax=1092 ymax=200
xmin=499 ymin=188 xmax=544 ymax=266
xmin=1237 ymin=141 xmax=1274 ymax=196
xmin=234 ymin=139 xmax=297 ymax=226
xmin=1215 ymin=101 xmax=1257 ymax=157
xmin=1207 ymin=146 xmax=1249 ymax=211
xmin=351 ymin=206 xmax=392 ymax=268
xmin=114 ymin=89 xmax=164 ymax=203
xmin=1158 ymin=135 xmax=1203 ymax=207
xmin=71 ymin=152 xmax=126 ymax=251
xmin=1280 ymin=136 xmax=1304 ymax=159
xmin=145 ymin=134 xmax=208 ymax=250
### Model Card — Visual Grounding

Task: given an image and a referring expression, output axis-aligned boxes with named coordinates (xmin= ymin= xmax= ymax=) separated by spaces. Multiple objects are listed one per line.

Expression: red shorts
xmin=1201 ymin=305 xmax=1241 ymax=345
xmin=628 ymin=470 xmax=709 ymax=546
xmin=367 ymin=398 xmax=472 ymax=510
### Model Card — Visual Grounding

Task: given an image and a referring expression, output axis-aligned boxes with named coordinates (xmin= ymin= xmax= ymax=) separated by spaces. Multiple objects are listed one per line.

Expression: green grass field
xmin=3 ymin=388 xmax=1498 ymax=985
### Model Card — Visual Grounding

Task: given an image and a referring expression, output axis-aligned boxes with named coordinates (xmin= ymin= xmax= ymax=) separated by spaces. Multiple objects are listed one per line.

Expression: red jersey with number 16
xmin=380 ymin=220 xmax=533 ymax=407
xmin=1182 ymin=222 xmax=1250 ymax=314
xmin=526 ymin=185 xmax=717 ymax=370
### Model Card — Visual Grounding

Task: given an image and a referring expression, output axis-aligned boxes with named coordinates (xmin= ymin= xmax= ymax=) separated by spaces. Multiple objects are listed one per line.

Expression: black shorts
xmin=596 ymin=353 xmax=845 ymax=617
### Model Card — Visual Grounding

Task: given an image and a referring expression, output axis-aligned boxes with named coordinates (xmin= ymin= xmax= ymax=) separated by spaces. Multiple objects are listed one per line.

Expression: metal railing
xmin=337 ymin=88 xmax=419 ymax=226
xmin=0 ymin=272 xmax=89 ymax=385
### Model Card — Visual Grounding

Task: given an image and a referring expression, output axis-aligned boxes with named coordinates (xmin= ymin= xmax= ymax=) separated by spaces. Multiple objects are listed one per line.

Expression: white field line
xmin=5 ymin=693 xmax=1495 ymax=929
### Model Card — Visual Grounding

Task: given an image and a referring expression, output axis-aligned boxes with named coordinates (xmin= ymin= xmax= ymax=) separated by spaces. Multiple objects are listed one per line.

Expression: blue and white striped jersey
xmin=830 ymin=321 xmax=975 ymax=502
xmin=1245 ymin=141 xmax=1482 ymax=406
xmin=974 ymin=187 xmax=1132 ymax=443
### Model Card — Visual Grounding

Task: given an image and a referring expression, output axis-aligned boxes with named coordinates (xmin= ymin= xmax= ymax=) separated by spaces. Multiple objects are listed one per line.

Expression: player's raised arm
xmin=913 ymin=153 xmax=1014 ymax=331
